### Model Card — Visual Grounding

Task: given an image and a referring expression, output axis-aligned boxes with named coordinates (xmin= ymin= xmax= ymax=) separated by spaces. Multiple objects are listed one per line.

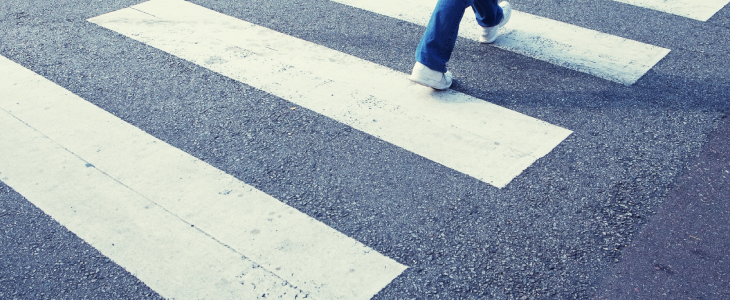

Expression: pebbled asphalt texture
xmin=1 ymin=0 xmax=729 ymax=299
xmin=0 ymin=182 xmax=164 ymax=300
xmin=594 ymin=114 xmax=730 ymax=299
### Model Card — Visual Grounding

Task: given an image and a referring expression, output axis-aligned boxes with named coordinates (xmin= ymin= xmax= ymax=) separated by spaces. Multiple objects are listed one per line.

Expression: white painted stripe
xmin=0 ymin=55 xmax=406 ymax=299
xmin=88 ymin=0 xmax=572 ymax=188
xmin=613 ymin=0 xmax=730 ymax=21
xmin=331 ymin=0 xmax=671 ymax=86
xmin=0 ymin=112 xmax=307 ymax=300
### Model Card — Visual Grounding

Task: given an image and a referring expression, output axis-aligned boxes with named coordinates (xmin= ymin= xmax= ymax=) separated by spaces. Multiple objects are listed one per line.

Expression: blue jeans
xmin=415 ymin=0 xmax=504 ymax=73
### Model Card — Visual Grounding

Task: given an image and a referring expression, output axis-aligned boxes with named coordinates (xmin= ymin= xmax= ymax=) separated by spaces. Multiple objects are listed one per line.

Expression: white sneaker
xmin=479 ymin=1 xmax=512 ymax=44
xmin=408 ymin=62 xmax=453 ymax=90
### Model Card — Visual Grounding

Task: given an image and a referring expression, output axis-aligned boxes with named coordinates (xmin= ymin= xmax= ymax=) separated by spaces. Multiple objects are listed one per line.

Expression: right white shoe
xmin=479 ymin=1 xmax=512 ymax=44
xmin=408 ymin=62 xmax=453 ymax=90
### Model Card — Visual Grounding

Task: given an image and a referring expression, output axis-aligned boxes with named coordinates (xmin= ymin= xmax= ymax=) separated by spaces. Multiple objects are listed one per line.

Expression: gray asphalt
xmin=595 ymin=110 xmax=730 ymax=299
xmin=1 ymin=0 xmax=729 ymax=299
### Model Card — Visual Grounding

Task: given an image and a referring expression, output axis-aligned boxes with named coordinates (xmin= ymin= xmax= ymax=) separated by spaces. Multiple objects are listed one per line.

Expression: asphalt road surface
xmin=1 ymin=0 xmax=729 ymax=299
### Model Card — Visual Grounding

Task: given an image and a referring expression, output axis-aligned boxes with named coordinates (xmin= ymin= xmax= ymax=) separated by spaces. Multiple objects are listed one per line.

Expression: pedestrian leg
xmin=474 ymin=0 xmax=511 ymax=43
xmin=414 ymin=0 xmax=473 ymax=73
xmin=471 ymin=0 xmax=503 ymax=28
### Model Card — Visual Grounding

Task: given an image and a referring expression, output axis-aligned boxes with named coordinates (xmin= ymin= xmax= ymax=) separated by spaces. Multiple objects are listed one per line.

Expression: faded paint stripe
xmin=0 ymin=54 xmax=406 ymax=299
xmin=88 ymin=0 xmax=572 ymax=188
xmin=613 ymin=0 xmax=730 ymax=21
xmin=332 ymin=0 xmax=671 ymax=85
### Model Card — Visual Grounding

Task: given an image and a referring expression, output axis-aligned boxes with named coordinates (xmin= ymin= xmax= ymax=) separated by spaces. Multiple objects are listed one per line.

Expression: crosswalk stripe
xmin=0 ymin=111 xmax=307 ymax=299
xmin=612 ymin=0 xmax=730 ymax=21
xmin=331 ymin=0 xmax=671 ymax=86
xmin=0 ymin=55 xmax=406 ymax=299
xmin=88 ymin=0 xmax=573 ymax=189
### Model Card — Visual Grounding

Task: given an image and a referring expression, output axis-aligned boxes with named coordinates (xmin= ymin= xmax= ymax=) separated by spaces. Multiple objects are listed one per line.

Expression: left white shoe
xmin=408 ymin=62 xmax=453 ymax=90
xmin=479 ymin=1 xmax=512 ymax=44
